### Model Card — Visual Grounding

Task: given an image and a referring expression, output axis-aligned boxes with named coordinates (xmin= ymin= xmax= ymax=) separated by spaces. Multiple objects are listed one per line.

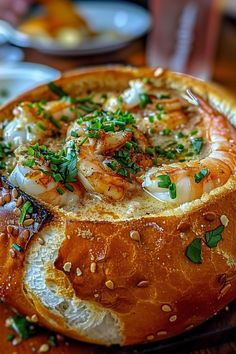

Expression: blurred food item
xmin=18 ymin=0 xmax=95 ymax=47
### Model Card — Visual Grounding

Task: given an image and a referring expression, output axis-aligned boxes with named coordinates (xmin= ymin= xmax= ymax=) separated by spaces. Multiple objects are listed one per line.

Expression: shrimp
xmin=77 ymin=145 xmax=135 ymax=201
xmin=104 ymin=79 xmax=149 ymax=111
xmin=9 ymin=159 xmax=82 ymax=207
xmin=4 ymin=100 xmax=76 ymax=148
xmin=142 ymin=91 xmax=236 ymax=204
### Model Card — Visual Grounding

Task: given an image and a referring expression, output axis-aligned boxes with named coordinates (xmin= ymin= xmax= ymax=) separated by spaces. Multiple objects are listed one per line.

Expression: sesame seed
xmin=146 ymin=335 xmax=154 ymax=341
xmin=16 ymin=196 xmax=23 ymax=207
xmin=38 ymin=237 xmax=45 ymax=245
xmin=21 ymin=229 xmax=30 ymax=239
xmin=7 ymin=225 xmax=13 ymax=234
xmin=105 ymin=280 xmax=114 ymax=289
xmin=12 ymin=188 xmax=18 ymax=199
xmin=137 ymin=280 xmax=149 ymax=288
xmin=90 ymin=262 xmax=96 ymax=273
xmin=31 ymin=314 xmax=39 ymax=323
xmin=154 ymin=67 xmax=164 ymax=77
xmin=161 ymin=304 xmax=172 ymax=312
xmin=220 ymin=215 xmax=229 ymax=227
xmin=13 ymin=207 xmax=21 ymax=216
xmin=130 ymin=230 xmax=141 ymax=242
xmin=0 ymin=196 xmax=4 ymax=206
xmin=185 ymin=324 xmax=194 ymax=331
xmin=169 ymin=315 xmax=177 ymax=322
xmin=218 ymin=283 xmax=231 ymax=299
xmin=203 ymin=211 xmax=216 ymax=221
xmin=38 ymin=344 xmax=50 ymax=353
xmin=23 ymin=218 xmax=34 ymax=226
xmin=177 ymin=222 xmax=190 ymax=232
xmin=12 ymin=337 xmax=22 ymax=345
xmin=76 ymin=267 xmax=82 ymax=276
xmin=63 ymin=262 xmax=72 ymax=272
xmin=4 ymin=194 xmax=11 ymax=203
xmin=9 ymin=249 xmax=16 ymax=258
xmin=157 ymin=330 xmax=167 ymax=336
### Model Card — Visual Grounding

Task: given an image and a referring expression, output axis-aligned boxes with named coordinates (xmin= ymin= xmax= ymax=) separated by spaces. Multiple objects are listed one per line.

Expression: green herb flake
xmin=191 ymin=137 xmax=203 ymax=154
xmin=57 ymin=187 xmax=65 ymax=195
xmin=169 ymin=182 xmax=176 ymax=199
xmin=7 ymin=333 xmax=15 ymax=342
xmin=11 ymin=315 xmax=37 ymax=340
xmin=190 ymin=129 xmax=198 ymax=136
xmin=106 ymin=161 xmax=117 ymax=171
xmin=23 ymin=158 xmax=35 ymax=168
xmin=139 ymin=93 xmax=151 ymax=109
xmin=157 ymin=174 xmax=171 ymax=188
xmin=157 ymin=93 xmax=171 ymax=99
xmin=65 ymin=183 xmax=74 ymax=192
xmin=71 ymin=130 xmax=78 ymax=138
xmin=37 ymin=122 xmax=46 ymax=131
xmin=12 ymin=243 xmax=23 ymax=252
xmin=194 ymin=168 xmax=209 ymax=183
xmin=27 ymin=147 xmax=35 ymax=156
xmin=185 ymin=238 xmax=202 ymax=264
xmin=19 ymin=201 xmax=31 ymax=225
xmin=145 ymin=147 xmax=154 ymax=156
xmin=160 ymin=129 xmax=171 ymax=136
xmin=48 ymin=335 xmax=57 ymax=347
xmin=176 ymin=132 xmax=185 ymax=139
xmin=148 ymin=115 xmax=154 ymax=123
xmin=205 ymin=225 xmax=224 ymax=248
xmin=48 ymin=82 xmax=67 ymax=98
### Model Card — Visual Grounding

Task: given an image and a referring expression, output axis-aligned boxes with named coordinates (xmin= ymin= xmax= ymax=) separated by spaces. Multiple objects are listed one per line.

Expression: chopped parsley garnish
xmin=194 ymin=168 xmax=209 ymax=183
xmin=157 ymin=174 xmax=171 ymax=188
xmin=191 ymin=137 xmax=203 ymax=154
xmin=176 ymin=132 xmax=185 ymax=139
xmin=11 ymin=315 xmax=37 ymax=340
xmin=139 ymin=93 xmax=151 ymax=108
xmin=169 ymin=183 xmax=176 ymax=199
xmin=12 ymin=243 xmax=23 ymax=252
xmin=157 ymin=93 xmax=171 ymax=99
xmin=156 ymin=103 xmax=165 ymax=111
xmin=106 ymin=161 xmax=117 ymax=171
xmin=57 ymin=187 xmax=65 ymax=195
xmin=160 ymin=129 xmax=171 ymax=136
xmin=190 ymin=129 xmax=198 ymax=136
xmin=19 ymin=201 xmax=32 ymax=225
xmin=23 ymin=143 xmax=78 ymax=194
xmin=205 ymin=225 xmax=224 ymax=248
xmin=185 ymin=238 xmax=202 ymax=264
xmin=48 ymin=82 xmax=67 ymax=98
xmin=157 ymin=174 xmax=177 ymax=199
xmin=0 ymin=140 xmax=13 ymax=170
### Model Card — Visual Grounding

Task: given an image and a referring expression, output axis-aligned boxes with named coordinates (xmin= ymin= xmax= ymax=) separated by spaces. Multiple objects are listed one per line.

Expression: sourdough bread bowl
xmin=0 ymin=66 xmax=236 ymax=346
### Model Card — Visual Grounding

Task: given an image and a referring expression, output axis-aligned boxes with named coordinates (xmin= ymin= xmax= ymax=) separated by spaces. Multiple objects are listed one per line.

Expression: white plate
xmin=0 ymin=1 xmax=151 ymax=56
xmin=0 ymin=63 xmax=60 ymax=105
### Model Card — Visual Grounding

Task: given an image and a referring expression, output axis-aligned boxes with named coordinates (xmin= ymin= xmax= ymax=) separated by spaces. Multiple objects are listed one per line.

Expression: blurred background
xmin=0 ymin=0 xmax=235 ymax=103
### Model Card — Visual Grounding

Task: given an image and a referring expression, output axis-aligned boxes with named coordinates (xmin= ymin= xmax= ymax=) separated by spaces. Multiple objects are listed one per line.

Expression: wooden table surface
xmin=1 ymin=13 xmax=236 ymax=354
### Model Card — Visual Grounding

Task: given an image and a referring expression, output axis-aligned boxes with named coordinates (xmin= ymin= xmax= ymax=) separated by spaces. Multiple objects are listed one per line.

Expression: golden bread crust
xmin=0 ymin=66 xmax=236 ymax=345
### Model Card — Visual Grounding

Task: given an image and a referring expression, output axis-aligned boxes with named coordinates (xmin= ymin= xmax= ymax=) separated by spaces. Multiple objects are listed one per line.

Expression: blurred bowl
xmin=0 ymin=1 xmax=151 ymax=56
xmin=0 ymin=62 xmax=60 ymax=105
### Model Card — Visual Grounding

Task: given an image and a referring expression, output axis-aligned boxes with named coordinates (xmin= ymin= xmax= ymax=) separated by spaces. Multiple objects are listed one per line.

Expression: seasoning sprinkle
xmin=19 ymin=201 xmax=32 ymax=225
xmin=105 ymin=280 xmax=114 ymax=289
xmin=12 ymin=243 xmax=23 ymax=252
xmin=205 ymin=225 xmax=224 ymax=248
xmin=185 ymin=238 xmax=202 ymax=264
xmin=194 ymin=168 xmax=209 ymax=183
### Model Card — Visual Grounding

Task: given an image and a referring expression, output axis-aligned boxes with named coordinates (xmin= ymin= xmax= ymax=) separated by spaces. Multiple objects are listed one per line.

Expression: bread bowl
xmin=0 ymin=66 xmax=236 ymax=346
